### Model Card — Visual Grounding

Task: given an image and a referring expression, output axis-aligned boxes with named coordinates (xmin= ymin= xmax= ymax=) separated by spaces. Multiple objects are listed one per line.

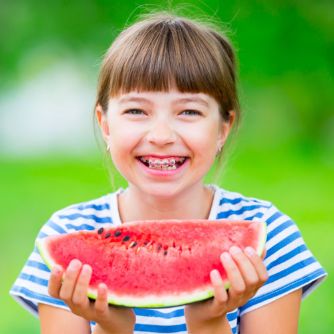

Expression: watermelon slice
xmin=37 ymin=220 xmax=266 ymax=308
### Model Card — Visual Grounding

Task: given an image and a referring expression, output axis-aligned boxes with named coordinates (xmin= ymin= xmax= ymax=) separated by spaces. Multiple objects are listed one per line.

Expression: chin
xmin=135 ymin=182 xmax=188 ymax=199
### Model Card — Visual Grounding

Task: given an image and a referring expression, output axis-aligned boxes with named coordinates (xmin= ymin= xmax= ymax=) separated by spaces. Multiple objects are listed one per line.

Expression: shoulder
xmin=212 ymin=185 xmax=296 ymax=239
xmin=212 ymin=185 xmax=275 ymax=220
xmin=37 ymin=190 xmax=121 ymax=239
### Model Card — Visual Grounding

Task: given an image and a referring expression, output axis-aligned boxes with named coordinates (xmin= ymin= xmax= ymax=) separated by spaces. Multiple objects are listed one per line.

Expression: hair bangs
xmin=107 ymin=20 xmax=225 ymax=100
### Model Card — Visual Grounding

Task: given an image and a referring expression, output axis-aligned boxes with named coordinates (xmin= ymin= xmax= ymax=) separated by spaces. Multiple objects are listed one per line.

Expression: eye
xmin=180 ymin=109 xmax=202 ymax=116
xmin=123 ymin=108 xmax=146 ymax=115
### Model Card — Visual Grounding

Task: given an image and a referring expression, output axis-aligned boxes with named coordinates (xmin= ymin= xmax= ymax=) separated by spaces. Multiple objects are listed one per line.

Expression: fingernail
xmin=82 ymin=264 xmax=92 ymax=274
xmin=53 ymin=265 xmax=62 ymax=274
xmin=210 ymin=269 xmax=222 ymax=283
xmin=69 ymin=259 xmax=81 ymax=270
xmin=245 ymin=247 xmax=256 ymax=256
xmin=98 ymin=283 xmax=107 ymax=294
xmin=229 ymin=246 xmax=242 ymax=255
xmin=221 ymin=252 xmax=231 ymax=261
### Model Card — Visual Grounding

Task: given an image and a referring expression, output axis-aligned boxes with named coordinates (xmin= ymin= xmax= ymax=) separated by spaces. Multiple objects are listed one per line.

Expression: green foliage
xmin=1 ymin=0 xmax=333 ymax=152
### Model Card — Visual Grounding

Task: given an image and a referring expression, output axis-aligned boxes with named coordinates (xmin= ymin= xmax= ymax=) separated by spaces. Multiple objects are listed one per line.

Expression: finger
xmin=210 ymin=269 xmax=228 ymax=313
xmin=48 ymin=265 xmax=64 ymax=298
xmin=229 ymin=246 xmax=259 ymax=286
xmin=221 ymin=252 xmax=245 ymax=295
xmin=72 ymin=264 xmax=92 ymax=307
xmin=244 ymin=247 xmax=269 ymax=283
xmin=59 ymin=259 xmax=82 ymax=301
xmin=94 ymin=283 xmax=109 ymax=316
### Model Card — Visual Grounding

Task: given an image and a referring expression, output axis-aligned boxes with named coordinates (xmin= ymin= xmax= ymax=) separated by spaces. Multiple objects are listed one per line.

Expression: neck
xmin=118 ymin=184 xmax=214 ymax=222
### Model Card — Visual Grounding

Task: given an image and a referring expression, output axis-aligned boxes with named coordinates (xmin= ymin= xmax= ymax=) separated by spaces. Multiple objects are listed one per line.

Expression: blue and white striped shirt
xmin=10 ymin=185 xmax=327 ymax=333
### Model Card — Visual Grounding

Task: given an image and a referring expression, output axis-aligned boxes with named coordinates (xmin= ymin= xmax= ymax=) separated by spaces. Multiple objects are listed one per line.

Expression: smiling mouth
xmin=137 ymin=156 xmax=188 ymax=170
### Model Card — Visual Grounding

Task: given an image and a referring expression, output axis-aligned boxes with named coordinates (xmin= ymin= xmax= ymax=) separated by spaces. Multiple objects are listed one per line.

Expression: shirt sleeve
xmin=239 ymin=205 xmax=327 ymax=316
xmin=9 ymin=214 xmax=71 ymax=317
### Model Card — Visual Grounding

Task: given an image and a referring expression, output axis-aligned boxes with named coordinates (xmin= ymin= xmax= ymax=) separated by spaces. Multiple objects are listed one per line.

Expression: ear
xmin=217 ymin=110 xmax=236 ymax=151
xmin=95 ymin=104 xmax=110 ymax=143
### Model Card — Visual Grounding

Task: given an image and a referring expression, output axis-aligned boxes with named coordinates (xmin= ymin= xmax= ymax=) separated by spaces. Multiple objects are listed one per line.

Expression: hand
xmin=48 ymin=259 xmax=135 ymax=333
xmin=185 ymin=246 xmax=268 ymax=333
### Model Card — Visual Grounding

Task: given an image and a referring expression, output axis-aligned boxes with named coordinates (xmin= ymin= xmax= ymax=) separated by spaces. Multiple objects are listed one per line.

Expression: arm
xmin=39 ymin=303 xmax=91 ymax=334
xmin=39 ymin=303 xmax=129 ymax=334
xmin=240 ymin=288 xmax=302 ymax=334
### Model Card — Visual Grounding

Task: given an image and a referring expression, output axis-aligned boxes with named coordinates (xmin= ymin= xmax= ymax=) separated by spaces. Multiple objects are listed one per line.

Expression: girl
xmin=10 ymin=12 xmax=326 ymax=334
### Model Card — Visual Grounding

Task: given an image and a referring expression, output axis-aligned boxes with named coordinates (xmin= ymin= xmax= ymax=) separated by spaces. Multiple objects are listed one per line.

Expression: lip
xmin=137 ymin=154 xmax=188 ymax=159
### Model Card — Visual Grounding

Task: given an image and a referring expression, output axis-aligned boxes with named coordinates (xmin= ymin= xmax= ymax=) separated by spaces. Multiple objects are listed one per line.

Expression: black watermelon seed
xmin=105 ymin=233 xmax=111 ymax=239
xmin=114 ymin=230 xmax=122 ymax=237
xmin=163 ymin=250 xmax=168 ymax=256
xmin=122 ymin=235 xmax=130 ymax=242
xmin=143 ymin=241 xmax=149 ymax=245
xmin=157 ymin=244 xmax=162 ymax=251
xmin=97 ymin=227 xmax=104 ymax=234
xmin=129 ymin=241 xmax=137 ymax=248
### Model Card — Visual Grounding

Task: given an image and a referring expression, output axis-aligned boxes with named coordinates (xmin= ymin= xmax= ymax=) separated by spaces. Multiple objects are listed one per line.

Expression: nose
xmin=146 ymin=118 xmax=177 ymax=146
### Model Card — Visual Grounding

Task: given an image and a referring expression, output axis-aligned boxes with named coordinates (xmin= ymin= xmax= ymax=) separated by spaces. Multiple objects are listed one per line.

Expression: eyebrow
xmin=118 ymin=96 xmax=210 ymax=107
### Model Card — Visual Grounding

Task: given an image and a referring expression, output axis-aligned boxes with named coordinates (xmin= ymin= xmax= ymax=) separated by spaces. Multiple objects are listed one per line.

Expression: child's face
xmin=97 ymin=88 xmax=233 ymax=198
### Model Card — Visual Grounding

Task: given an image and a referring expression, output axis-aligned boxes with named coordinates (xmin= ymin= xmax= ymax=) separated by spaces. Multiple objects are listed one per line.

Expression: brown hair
xmin=95 ymin=12 xmax=240 ymax=125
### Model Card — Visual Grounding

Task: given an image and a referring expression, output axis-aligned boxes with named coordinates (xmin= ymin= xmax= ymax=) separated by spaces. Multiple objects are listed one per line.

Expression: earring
xmin=216 ymin=145 xmax=222 ymax=156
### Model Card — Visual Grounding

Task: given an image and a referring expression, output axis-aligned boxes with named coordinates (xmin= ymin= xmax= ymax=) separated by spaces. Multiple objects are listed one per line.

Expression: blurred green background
xmin=1 ymin=1 xmax=333 ymax=333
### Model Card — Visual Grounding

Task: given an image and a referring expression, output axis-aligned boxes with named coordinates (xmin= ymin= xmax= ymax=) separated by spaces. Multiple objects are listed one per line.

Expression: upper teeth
xmin=139 ymin=157 xmax=186 ymax=169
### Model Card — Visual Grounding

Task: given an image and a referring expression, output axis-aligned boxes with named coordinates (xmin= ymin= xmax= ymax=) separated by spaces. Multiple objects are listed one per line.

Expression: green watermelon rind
xmin=36 ymin=221 xmax=266 ymax=308
xmin=255 ymin=221 xmax=267 ymax=257
xmin=87 ymin=285 xmax=229 ymax=308
xmin=36 ymin=238 xmax=59 ymax=275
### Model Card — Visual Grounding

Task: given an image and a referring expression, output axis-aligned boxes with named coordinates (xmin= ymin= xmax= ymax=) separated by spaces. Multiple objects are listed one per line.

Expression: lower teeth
xmin=148 ymin=164 xmax=176 ymax=170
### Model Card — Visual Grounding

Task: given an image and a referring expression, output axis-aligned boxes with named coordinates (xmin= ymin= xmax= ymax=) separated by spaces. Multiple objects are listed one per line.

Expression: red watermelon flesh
xmin=37 ymin=220 xmax=266 ymax=308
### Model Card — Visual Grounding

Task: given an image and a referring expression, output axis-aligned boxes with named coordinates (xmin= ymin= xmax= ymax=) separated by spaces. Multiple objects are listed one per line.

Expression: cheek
xmin=107 ymin=125 xmax=150 ymax=181
xmin=180 ymin=123 xmax=220 ymax=156
xmin=108 ymin=123 xmax=143 ymax=157
xmin=107 ymin=132 xmax=136 ymax=177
